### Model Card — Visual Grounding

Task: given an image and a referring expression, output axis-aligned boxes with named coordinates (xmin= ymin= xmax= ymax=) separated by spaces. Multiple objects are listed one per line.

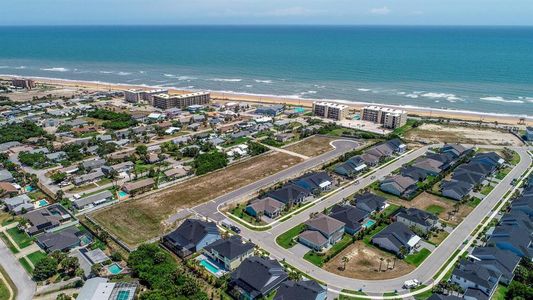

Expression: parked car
xmin=403 ymin=279 xmax=420 ymax=289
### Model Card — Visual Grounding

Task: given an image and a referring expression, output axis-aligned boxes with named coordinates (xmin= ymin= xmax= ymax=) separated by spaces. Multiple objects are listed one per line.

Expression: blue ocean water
xmin=0 ymin=26 xmax=532 ymax=116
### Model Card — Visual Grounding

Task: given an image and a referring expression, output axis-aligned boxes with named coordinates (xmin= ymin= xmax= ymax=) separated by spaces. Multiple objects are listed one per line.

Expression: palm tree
xmin=386 ymin=258 xmax=391 ymax=270
xmin=379 ymin=257 xmax=384 ymax=272
xmin=392 ymin=257 xmax=397 ymax=269
xmin=342 ymin=256 xmax=350 ymax=271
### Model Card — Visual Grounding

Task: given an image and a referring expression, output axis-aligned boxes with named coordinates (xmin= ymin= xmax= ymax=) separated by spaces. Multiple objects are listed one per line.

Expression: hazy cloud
xmin=370 ymin=6 xmax=391 ymax=15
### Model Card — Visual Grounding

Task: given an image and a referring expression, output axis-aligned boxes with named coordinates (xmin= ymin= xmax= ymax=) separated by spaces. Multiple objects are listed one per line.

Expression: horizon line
xmin=1 ymin=24 xmax=533 ymax=27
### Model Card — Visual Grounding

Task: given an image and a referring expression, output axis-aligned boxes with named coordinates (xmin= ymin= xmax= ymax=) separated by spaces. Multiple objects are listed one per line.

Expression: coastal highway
xmin=190 ymin=139 xmax=362 ymax=222
xmin=233 ymin=146 xmax=531 ymax=295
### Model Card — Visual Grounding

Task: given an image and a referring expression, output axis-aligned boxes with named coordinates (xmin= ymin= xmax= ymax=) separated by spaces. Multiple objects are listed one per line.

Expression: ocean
xmin=0 ymin=25 xmax=532 ymax=117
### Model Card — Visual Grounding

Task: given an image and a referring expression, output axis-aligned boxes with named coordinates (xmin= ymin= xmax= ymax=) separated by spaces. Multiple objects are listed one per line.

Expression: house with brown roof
xmin=246 ymin=197 xmax=285 ymax=219
xmin=380 ymin=175 xmax=418 ymax=198
xmin=299 ymin=214 xmax=345 ymax=251
xmin=122 ymin=178 xmax=155 ymax=195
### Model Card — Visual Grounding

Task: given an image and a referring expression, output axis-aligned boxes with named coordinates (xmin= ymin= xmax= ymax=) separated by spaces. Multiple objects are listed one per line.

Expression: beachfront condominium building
xmin=11 ymin=78 xmax=36 ymax=90
xmin=152 ymin=92 xmax=210 ymax=109
xmin=124 ymin=89 xmax=168 ymax=104
xmin=362 ymin=105 xmax=407 ymax=129
xmin=313 ymin=101 xmax=349 ymax=121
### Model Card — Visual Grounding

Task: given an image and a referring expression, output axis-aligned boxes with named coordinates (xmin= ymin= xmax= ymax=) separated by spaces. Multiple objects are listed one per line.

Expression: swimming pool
xmin=116 ymin=291 xmax=131 ymax=300
xmin=363 ymin=219 xmax=376 ymax=228
xmin=107 ymin=263 xmax=123 ymax=275
xmin=118 ymin=191 xmax=128 ymax=197
xmin=25 ymin=186 xmax=35 ymax=192
xmin=200 ymin=259 xmax=220 ymax=274
xmin=35 ymin=199 xmax=49 ymax=208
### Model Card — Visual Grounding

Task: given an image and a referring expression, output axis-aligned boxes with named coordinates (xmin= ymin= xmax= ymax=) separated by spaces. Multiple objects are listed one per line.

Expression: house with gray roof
xmin=274 ymin=280 xmax=326 ymax=300
xmin=267 ymin=183 xmax=312 ymax=206
xmin=162 ymin=219 xmax=220 ymax=258
xmin=470 ymin=247 xmax=521 ymax=285
xmin=300 ymin=214 xmax=344 ymax=250
xmin=511 ymin=195 xmax=533 ymax=217
xmin=293 ymin=172 xmax=334 ymax=194
xmin=441 ymin=180 xmax=474 ymax=201
xmin=0 ymin=169 xmax=14 ymax=182
xmin=46 ymin=151 xmax=67 ymax=162
xmin=328 ymin=204 xmax=368 ymax=235
xmin=3 ymin=194 xmax=34 ymax=214
xmin=380 ymin=175 xmax=418 ymax=198
xmin=487 ymin=225 xmax=532 ymax=258
xmin=36 ymin=226 xmax=86 ymax=252
xmin=23 ymin=204 xmax=75 ymax=235
xmin=395 ymin=207 xmax=439 ymax=234
xmin=76 ymin=277 xmax=137 ymax=300
xmin=354 ymin=192 xmax=387 ymax=213
xmin=371 ymin=222 xmax=420 ymax=257
xmin=0 ymin=141 xmax=21 ymax=152
xmin=73 ymin=190 xmax=114 ymax=210
xmin=246 ymin=197 xmax=285 ymax=219
xmin=81 ymin=158 xmax=106 ymax=171
xmin=230 ymin=256 xmax=288 ymax=300
xmin=73 ymin=170 xmax=105 ymax=186
xmin=451 ymin=260 xmax=500 ymax=300
xmin=203 ymin=236 xmax=255 ymax=270
xmin=334 ymin=155 xmax=368 ymax=177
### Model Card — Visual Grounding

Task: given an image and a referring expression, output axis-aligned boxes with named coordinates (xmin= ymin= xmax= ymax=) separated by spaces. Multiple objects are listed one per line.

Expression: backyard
xmin=324 ymin=241 xmax=415 ymax=280
xmin=92 ymin=151 xmax=304 ymax=247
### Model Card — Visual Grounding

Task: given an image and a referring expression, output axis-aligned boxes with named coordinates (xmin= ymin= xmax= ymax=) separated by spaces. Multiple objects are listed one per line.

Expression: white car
xmin=403 ymin=279 xmax=420 ymax=289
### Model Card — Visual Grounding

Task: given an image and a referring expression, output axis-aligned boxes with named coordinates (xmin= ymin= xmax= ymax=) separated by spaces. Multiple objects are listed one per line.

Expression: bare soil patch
xmin=405 ymin=124 xmax=522 ymax=146
xmin=91 ymin=152 xmax=303 ymax=247
xmin=388 ymin=192 xmax=473 ymax=226
xmin=324 ymin=241 xmax=415 ymax=280
xmin=283 ymin=136 xmax=337 ymax=157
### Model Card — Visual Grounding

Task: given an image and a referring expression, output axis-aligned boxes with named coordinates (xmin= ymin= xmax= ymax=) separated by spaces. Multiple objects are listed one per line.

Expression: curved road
xmin=233 ymin=146 xmax=531 ymax=295
xmin=192 ymin=139 xmax=362 ymax=221
xmin=0 ymin=238 xmax=36 ymax=300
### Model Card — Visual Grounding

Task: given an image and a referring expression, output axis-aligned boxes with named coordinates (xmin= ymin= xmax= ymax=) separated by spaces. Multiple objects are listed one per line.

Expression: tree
xmin=51 ymin=172 xmax=67 ymax=184
xmin=136 ymin=145 xmax=148 ymax=158
xmin=379 ymin=257 xmax=384 ymax=272
xmin=33 ymin=256 xmax=58 ymax=281
xmin=59 ymin=256 xmax=79 ymax=276
xmin=342 ymin=256 xmax=350 ymax=271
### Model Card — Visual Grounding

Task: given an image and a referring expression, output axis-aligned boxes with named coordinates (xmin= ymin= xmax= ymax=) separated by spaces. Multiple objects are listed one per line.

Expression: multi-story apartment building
xmin=11 ymin=78 xmax=36 ymax=90
xmin=152 ymin=92 xmax=210 ymax=109
xmin=312 ymin=101 xmax=348 ymax=121
xmin=361 ymin=105 xmax=407 ymax=129
xmin=124 ymin=89 xmax=168 ymax=104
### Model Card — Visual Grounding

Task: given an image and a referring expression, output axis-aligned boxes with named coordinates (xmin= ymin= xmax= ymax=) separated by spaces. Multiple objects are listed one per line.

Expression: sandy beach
xmin=2 ymin=75 xmax=531 ymax=126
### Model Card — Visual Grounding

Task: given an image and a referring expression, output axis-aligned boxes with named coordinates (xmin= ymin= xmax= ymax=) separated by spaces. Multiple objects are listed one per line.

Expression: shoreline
xmin=1 ymin=74 xmax=531 ymax=126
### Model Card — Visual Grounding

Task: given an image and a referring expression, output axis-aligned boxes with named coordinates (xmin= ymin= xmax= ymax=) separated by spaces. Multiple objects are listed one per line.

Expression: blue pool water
xmin=107 ymin=263 xmax=123 ymax=275
xmin=363 ymin=219 xmax=376 ymax=228
xmin=200 ymin=259 xmax=221 ymax=274
xmin=25 ymin=186 xmax=35 ymax=192
xmin=118 ymin=191 xmax=128 ymax=197
xmin=36 ymin=199 xmax=49 ymax=207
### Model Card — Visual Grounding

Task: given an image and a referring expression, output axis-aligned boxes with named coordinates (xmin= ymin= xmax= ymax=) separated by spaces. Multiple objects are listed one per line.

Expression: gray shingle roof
xmin=204 ymin=236 xmax=255 ymax=261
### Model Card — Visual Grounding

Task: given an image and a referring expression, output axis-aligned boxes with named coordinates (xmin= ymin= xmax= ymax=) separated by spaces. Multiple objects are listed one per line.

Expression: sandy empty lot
xmin=388 ymin=192 xmax=473 ymax=226
xmin=283 ymin=136 xmax=337 ymax=157
xmin=405 ymin=124 xmax=522 ymax=146
xmin=324 ymin=241 xmax=415 ymax=280
xmin=92 ymin=152 xmax=303 ymax=247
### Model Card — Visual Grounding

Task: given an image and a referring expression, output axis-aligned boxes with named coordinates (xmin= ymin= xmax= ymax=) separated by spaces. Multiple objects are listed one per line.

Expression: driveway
xmin=288 ymin=243 xmax=311 ymax=258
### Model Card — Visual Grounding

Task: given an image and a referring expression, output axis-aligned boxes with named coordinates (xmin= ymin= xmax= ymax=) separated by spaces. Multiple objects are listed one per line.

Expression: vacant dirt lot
xmin=405 ymin=124 xmax=522 ymax=146
xmin=388 ymin=192 xmax=473 ymax=226
xmin=283 ymin=136 xmax=337 ymax=157
xmin=92 ymin=152 xmax=303 ymax=247
xmin=324 ymin=241 xmax=415 ymax=280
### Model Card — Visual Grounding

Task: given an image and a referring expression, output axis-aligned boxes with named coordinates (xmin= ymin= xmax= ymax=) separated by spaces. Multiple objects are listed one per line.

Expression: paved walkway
xmin=259 ymin=142 xmax=310 ymax=160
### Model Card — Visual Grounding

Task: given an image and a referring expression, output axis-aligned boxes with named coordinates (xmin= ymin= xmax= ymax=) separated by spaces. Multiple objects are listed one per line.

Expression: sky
xmin=2 ymin=0 xmax=533 ymax=26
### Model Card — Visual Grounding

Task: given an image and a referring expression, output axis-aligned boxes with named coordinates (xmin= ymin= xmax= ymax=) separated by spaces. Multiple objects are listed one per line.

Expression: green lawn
xmin=425 ymin=204 xmax=445 ymax=215
xmin=276 ymin=224 xmax=305 ymax=249
xmin=383 ymin=291 xmax=399 ymax=297
xmin=480 ymin=185 xmax=494 ymax=196
xmin=509 ymin=152 xmax=520 ymax=165
xmin=495 ymin=167 xmax=511 ymax=180
xmin=230 ymin=204 xmax=266 ymax=226
xmin=382 ymin=204 xmax=400 ymax=217
xmin=303 ymin=251 xmax=324 ymax=267
xmin=0 ymin=277 xmax=10 ymax=300
xmin=0 ymin=233 xmax=19 ymax=254
xmin=467 ymin=197 xmax=482 ymax=207
xmin=405 ymin=248 xmax=431 ymax=266
xmin=6 ymin=227 xmax=33 ymax=249
xmin=17 ymin=257 xmax=33 ymax=274
xmin=492 ymin=284 xmax=508 ymax=300
xmin=411 ymin=285 xmax=433 ymax=300
xmin=26 ymin=251 xmax=47 ymax=265
xmin=338 ymin=290 xmax=367 ymax=300
xmin=362 ymin=223 xmax=387 ymax=245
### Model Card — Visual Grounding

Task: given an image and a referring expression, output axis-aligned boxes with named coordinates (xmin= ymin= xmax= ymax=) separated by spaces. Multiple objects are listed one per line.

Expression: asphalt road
xmin=191 ymin=139 xmax=362 ymax=221
xmin=0 ymin=239 xmax=37 ymax=300
xmin=234 ymin=146 xmax=531 ymax=294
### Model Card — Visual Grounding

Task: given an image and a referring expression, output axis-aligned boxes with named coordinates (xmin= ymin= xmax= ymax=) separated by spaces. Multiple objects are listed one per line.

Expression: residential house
xmin=487 ymin=225 xmax=532 ymax=258
xmin=371 ymin=222 xmax=420 ymax=257
xmin=275 ymin=133 xmax=295 ymax=143
xmin=274 ymin=280 xmax=326 ymax=300
xmin=255 ymin=105 xmax=284 ymax=116
xmin=164 ymin=167 xmax=188 ymax=181
xmin=76 ymin=277 xmax=137 ymax=300
xmin=328 ymin=204 xmax=369 ymax=235
xmin=401 ymin=165 xmax=434 ymax=181
xmin=0 ymin=169 xmax=14 ymax=182
xmin=380 ymin=175 xmax=418 ymax=198
xmin=46 ymin=151 xmax=67 ymax=162
xmin=451 ymin=260 xmax=501 ymax=300
xmin=73 ymin=170 xmax=105 ymax=186
xmin=203 ymin=236 xmax=255 ymax=271
xmin=36 ymin=226 xmax=86 ymax=252
xmin=510 ymin=195 xmax=533 ymax=217
xmin=3 ymin=194 xmax=34 ymax=214
xmin=72 ymin=190 xmax=114 ymax=210
xmin=267 ymin=183 xmax=312 ymax=206
xmin=0 ymin=182 xmax=18 ymax=198
xmin=246 ymin=197 xmax=286 ymax=219
xmin=230 ymin=256 xmax=288 ymax=300
xmin=101 ymin=161 xmax=134 ymax=176
xmin=470 ymin=247 xmax=521 ymax=285
xmin=300 ymin=214 xmax=344 ymax=250
xmin=162 ymin=219 xmax=220 ymax=258
xmin=82 ymin=159 xmax=106 ymax=171
xmin=394 ymin=207 xmax=438 ymax=234
xmin=121 ymin=178 xmax=155 ymax=195
xmin=441 ymin=144 xmax=468 ymax=158
xmin=23 ymin=204 xmax=75 ymax=235
xmin=354 ymin=192 xmax=386 ymax=214
xmin=334 ymin=156 xmax=367 ymax=177
xmin=441 ymin=180 xmax=474 ymax=201
xmin=293 ymin=172 xmax=334 ymax=194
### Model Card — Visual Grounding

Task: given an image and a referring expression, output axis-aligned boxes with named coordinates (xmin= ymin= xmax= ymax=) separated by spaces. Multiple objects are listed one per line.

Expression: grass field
xmin=26 ymin=251 xmax=46 ymax=265
xmin=276 ymin=224 xmax=305 ymax=249
xmin=480 ymin=185 xmax=494 ymax=196
xmin=283 ymin=136 xmax=337 ymax=157
xmin=304 ymin=235 xmax=353 ymax=267
xmin=6 ymin=228 xmax=33 ymax=249
xmin=0 ymin=266 xmax=14 ymax=300
xmin=492 ymin=284 xmax=508 ymax=300
xmin=405 ymin=248 xmax=431 ymax=266
xmin=425 ymin=204 xmax=445 ymax=215
xmin=17 ymin=258 xmax=33 ymax=274
xmin=92 ymin=151 xmax=303 ymax=247
xmin=0 ymin=233 xmax=18 ymax=254
xmin=412 ymin=285 xmax=433 ymax=300
xmin=0 ymin=279 xmax=9 ymax=300
xmin=429 ymin=230 xmax=449 ymax=245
